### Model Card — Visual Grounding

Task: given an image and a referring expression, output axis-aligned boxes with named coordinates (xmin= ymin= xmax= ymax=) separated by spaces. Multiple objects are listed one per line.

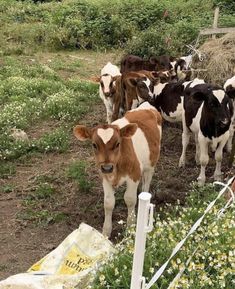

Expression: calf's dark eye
xmin=112 ymin=142 xmax=120 ymax=150
xmin=93 ymin=143 xmax=98 ymax=150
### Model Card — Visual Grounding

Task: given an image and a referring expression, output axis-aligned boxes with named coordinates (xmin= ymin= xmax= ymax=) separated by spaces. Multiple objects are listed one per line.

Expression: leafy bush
xmin=92 ymin=183 xmax=234 ymax=288
xmin=1 ymin=0 xmax=234 ymax=56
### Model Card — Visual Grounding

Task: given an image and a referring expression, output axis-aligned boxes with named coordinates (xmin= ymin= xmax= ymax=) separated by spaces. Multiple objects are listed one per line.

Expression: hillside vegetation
xmin=0 ymin=0 xmax=235 ymax=57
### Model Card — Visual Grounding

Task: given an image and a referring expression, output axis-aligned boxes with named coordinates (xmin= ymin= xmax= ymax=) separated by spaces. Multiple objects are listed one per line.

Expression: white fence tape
xmin=167 ymin=178 xmax=235 ymax=289
xmin=145 ymin=177 xmax=234 ymax=289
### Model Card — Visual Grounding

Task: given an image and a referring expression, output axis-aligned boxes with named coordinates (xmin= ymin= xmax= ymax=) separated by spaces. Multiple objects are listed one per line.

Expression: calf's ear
xmin=112 ymin=75 xmax=120 ymax=82
xmin=120 ymin=123 xmax=138 ymax=138
xmin=91 ymin=76 xmax=100 ymax=83
xmin=226 ymin=85 xmax=235 ymax=99
xmin=128 ymin=78 xmax=138 ymax=87
xmin=73 ymin=125 xmax=91 ymax=141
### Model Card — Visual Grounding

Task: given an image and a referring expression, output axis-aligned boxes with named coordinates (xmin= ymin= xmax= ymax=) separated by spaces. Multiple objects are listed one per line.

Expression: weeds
xmin=67 ymin=160 xmax=94 ymax=193
xmin=17 ymin=209 xmax=68 ymax=226
xmin=0 ymin=55 xmax=98 ymax=161
xmin=1 ymin=184 xmax=14 ymax=193
xmin=0 ymin=162 xmax=16 ymax=178
xmin=36 ymin=128 xmax=70 ymax=153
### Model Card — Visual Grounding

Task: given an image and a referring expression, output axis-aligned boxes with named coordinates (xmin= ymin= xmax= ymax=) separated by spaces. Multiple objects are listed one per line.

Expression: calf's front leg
xmin=102 ymin=179 xmax=115 ymax=238
xmin=124 ymin=179 xmax=139 ymax=226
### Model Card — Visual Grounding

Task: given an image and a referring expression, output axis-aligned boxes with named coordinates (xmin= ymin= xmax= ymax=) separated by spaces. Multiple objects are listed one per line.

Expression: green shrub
xmin=1 ymin=0 xmax=229 ymax=56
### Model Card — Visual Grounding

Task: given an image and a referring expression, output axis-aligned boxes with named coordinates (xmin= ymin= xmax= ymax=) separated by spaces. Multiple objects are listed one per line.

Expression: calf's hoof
xmin=102 ymin=225 xmax=112 ymax=238
xmin=179 ymin=157 xmax=185 ymax=168
xmin=127 ymin=214 xmax=136 ymax=227
xmin=197 ymin=177 xmax=205 ymax=187
xmin=214 ymin=173 xmax=222 ymax=182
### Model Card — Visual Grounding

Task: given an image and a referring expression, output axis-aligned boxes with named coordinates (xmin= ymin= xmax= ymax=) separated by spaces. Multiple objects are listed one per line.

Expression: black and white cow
xmin=224 ymin=76 xmax=235 ymax=152
xmin=179 ymin=84 xmax=234 ymax=185
xmin=150 ymin=78 xmax=205 ymax=122
xmin=171 ymin=55 xmax=192 ymax=81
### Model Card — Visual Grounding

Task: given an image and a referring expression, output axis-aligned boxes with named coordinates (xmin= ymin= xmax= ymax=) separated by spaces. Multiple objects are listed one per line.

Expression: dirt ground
xmin=0 ymin=51 xmax=234 ymax=281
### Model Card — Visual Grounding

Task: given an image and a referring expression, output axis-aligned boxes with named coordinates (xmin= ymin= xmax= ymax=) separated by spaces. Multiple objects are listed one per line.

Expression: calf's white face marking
xmin=97 ymin=128 xmax=114 ymax=144
xmin=144 ymin=78 xmax=153 ymax=97
xmin=213 ymin=89 xmax=225 ymax=104
xmin=101 ymin=75 xmax=112 ymax=94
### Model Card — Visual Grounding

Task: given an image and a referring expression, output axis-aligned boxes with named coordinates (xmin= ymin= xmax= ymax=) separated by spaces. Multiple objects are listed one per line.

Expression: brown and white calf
xmin=98 ymin=62 xmax=121 ymax=123
xmin=179 ymin=84 xmax=234 ymax=185
xmin=73 ymin=102 xmax=162 ymax=237
xmin=122 ymin=70 xmax=172 ymax=111
xmin=224 ymin=76 xmax=235 ymax=152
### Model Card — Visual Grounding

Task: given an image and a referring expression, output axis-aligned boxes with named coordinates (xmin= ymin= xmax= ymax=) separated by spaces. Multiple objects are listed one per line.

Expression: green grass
xmin=0 ymin=162 xmax=16 ymax=178
xmin=17 ymin=209 xmax=68 ymax=226
xmin=92 ymin=183 xmax=235 ymax=289
xmin=1 ymin=184 xmax=15 ymax=193
xmin=67 ymin=160 xmax=94 ymax=193
xmin=18 ymin=178 xmax=69 ymax=226
xmin=0 ymin=55 xmax=99 ymax=161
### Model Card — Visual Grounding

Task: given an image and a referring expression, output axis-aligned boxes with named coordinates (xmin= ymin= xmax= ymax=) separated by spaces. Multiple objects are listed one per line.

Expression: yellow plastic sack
xmin=0 ymin=223 xmax=114 ymax=289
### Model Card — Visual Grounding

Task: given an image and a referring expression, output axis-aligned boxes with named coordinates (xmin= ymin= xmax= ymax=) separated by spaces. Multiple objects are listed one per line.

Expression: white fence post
xmin=130 ymin=192 xmax=154 ymax=289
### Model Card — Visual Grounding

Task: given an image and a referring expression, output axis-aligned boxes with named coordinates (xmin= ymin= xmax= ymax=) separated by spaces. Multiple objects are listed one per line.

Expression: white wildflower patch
xmin=93 ymin=184 xmax=235 ymax=289
xmin=0 ymin=56 xmax=98 ymax=160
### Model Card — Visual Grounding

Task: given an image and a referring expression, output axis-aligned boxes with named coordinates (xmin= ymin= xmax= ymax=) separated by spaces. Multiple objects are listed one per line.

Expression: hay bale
xmin=192 ymin=33 xmax=235 ymax=86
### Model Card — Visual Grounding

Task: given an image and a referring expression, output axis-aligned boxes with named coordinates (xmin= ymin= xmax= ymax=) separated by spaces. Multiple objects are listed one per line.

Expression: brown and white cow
xmin=98 ymin=62 xmax=122 ymax=123
xmin=73 ymin=102 xmax=162 ymax=237
xmin=121 ymin=70 xmax=172 ymax=111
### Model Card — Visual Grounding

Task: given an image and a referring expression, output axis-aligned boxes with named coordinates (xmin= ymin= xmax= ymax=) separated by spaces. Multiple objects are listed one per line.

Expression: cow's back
xmin=124 ymin=105 xmax=162 ymax=167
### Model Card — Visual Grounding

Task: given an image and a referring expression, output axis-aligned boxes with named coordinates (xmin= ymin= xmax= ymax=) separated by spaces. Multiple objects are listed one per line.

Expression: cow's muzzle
xmin=101 ymin=164 xmax=114 ymax=174
xmin=104 ymin=92 xmax=112 ymax=98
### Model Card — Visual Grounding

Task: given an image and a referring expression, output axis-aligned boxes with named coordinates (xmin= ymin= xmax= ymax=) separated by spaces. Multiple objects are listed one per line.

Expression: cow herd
xmin=74 ymin=53 xmax=235 ymax=237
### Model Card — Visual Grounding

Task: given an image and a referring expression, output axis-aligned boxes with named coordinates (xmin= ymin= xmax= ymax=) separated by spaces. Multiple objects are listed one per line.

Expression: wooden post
xmin=212 ymin=7 xmax=220 ymax=39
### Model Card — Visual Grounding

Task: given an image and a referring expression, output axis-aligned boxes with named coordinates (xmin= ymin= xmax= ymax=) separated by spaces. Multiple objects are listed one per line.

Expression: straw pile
xmin=192 ymin=33 xmax=235 ymax=86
